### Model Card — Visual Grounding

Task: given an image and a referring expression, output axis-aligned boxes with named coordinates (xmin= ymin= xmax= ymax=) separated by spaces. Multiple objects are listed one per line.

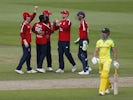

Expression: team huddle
xmin=15 ymin=6 xmax=120 ymax=96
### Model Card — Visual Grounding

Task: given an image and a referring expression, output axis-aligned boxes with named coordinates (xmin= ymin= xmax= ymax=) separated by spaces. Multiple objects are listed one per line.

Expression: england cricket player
xmin=42 ymin=10 xmax=53 ymax=71
xmin=76 ymin=11 xmax=91 ymax=75
xmin=92 ymin=28 xmax=120 ymax=96
xmin=54 ymin=10 xmax=77 ymax=73
xmin=32 ymin=15 xmax=54 ymax=73
xmin=15 ymin=6 xmax=38 ymax=74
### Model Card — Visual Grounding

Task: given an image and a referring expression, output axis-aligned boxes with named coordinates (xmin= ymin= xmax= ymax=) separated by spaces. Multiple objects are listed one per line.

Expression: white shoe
xmin=78 ymin=70 xmax=89 ymax=75
xmin=36 ymin=68 xmax=45 ymax=73
xmin=72 ymin=65 xmax=77 ymax=72
xmin=99 ymin=91 xmax=105 ymax=96
xmin=55 ymin=69 xmax=64 ymax=73
xmin=89 ymin=67 xmax=92 ymax=72
xmin=47 ymin=67 xmax=53 ymax=71
xmin=105 ymin=89 xmax=110 ymax=94
xmin=15 ymin=69 xmax=24 ymax=74
xmin=27 ymin=69 xmax=37 ymax=74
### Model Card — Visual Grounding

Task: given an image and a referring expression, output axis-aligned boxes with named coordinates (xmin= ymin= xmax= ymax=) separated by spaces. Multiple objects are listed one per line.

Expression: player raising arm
xmin=15 ymin=6 xmax=38 ymax=74
xmin=91 ymin=28 xmax=120 ymax=96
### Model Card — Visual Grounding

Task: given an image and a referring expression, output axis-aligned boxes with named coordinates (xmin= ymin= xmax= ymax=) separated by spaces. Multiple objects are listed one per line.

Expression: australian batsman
xmin=92 ymin=28 xmax=120 ymax=96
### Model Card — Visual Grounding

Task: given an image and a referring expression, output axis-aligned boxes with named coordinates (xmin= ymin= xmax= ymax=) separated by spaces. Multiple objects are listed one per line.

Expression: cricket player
xmin=76 ymin=11 xmax=91 ymax=75
xmin=42 ymin=10 xmax=53 ymax=71
xmin=92 ymin=28 xmax=120 ymax=95
xmin=32 ymin=15 xmax=54 ymax=73
xmin=54 ymin=10 xmax=76 ymax=73
xmin=15 ymin=6 xmax=38 ymax=74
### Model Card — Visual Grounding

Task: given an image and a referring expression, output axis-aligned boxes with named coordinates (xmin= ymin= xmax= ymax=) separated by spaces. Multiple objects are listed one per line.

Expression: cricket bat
xmin=114 ymin=69 xmax=118 ymax=95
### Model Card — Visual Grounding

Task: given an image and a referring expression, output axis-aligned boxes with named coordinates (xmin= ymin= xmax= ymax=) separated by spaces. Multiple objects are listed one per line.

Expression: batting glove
xmin=91 ymin=57 xmax=99 ymax=64
xmin=82 ymin=40 xmax=88 ymax=51
xmin=113 ymin=61 xmax=120 ymax=69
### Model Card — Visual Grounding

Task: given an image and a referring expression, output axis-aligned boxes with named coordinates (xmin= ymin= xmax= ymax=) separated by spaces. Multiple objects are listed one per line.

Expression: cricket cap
xmin=61 ymin=10 xmax=69 ymax=15
xmin=23 ymin=12 xmax=31 ymax=20
xmin=77 ymin=11 xmax=85 ymax=18
xmin=102 ymin=28 xmax=110 ymax=33
xmin=42 ymin=10 xmax=52 ymax=15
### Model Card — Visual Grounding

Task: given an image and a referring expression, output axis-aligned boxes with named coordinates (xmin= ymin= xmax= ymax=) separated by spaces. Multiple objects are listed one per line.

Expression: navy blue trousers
xmin=46 ymin=42 xmax=52 ymax=67
xmin=78 ymin=39 xmax=89 ymax=72
xmin=36 ymin=44 xmax=47 ymax=68
xmin=16 ymin=44 xmax=32 ymax=71
xmin=58 ymin=41 xmax=76 ymax=70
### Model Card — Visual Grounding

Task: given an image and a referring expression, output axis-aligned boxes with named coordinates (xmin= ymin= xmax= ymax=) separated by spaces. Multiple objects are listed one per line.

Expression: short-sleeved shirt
xmin=79 ymin=20 xmax=88 ymax=40
xmin=96 ymin=38 xmax=115 ymax=60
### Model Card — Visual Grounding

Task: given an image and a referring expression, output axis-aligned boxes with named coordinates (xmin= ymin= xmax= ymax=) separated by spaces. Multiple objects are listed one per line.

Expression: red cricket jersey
xmin=20 ymin=13 xmax=36 ymax=44
xmin=58 ymin=19 xmax=71 ymax=42
xmin=32 ymin=22 xmax=53 ymax=44
xmin=79 ymin=20 xmax=89 ymax=40
xmin=45 ymin=22 xmax=51 ymax=43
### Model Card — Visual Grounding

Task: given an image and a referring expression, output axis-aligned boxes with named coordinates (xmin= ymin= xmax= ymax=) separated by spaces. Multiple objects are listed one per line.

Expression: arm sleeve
xmin=82 ymin=20 xmax=89 ymax=32
xmin=30 ymin=12 xmax=36 ymax=23
xmin=96 ymin=41 xmax=99 ymax=48
xmin=52 ymin=21 xmax=59 ymax=31
xmin=45 ymin=24 xmax=54 ymax=34
xmin=111 ymin=40 xmax=115 ymax=47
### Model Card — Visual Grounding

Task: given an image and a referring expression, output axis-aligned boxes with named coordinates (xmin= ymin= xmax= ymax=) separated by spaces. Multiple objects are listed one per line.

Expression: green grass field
xmin=0 ymin=0 xmax=133 ymax=99
xmin=0 ymin=88 xmax=133 ymax=100
xmin=0 ymin=0 xmax=133 ymax=80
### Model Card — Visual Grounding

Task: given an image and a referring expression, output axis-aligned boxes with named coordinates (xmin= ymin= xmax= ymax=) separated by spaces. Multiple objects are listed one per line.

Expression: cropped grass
xmin=0 ymin=0 xmax=133 ymax=80
xmin=0 ymin=88 xmax=133 ymax=100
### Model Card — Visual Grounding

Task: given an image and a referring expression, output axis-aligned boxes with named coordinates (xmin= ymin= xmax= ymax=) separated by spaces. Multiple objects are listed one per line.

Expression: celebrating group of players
xmin=15 ymin=6 xmax=91 ymax=75
xmin=15 ymin=6 xmax=120 ymax=96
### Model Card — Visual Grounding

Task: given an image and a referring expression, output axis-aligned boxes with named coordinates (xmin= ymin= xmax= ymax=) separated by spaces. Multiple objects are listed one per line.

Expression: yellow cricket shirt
xmin=96 ymin=38 xmax=115 ymax=60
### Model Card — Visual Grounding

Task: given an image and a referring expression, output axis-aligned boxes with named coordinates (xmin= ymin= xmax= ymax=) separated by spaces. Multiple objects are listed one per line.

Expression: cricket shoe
xmin=27 ymin=69 xmax=37 ymax=74
xmin=72 ymin=65 xmax=77 ymax=72
xmin=15 ymin=69 xmax=24 ymax=74
xmin=78 ymin=70 xmax=89 ymax=75
xmin=105 ymin=89 xmax=110 ymax=94
xmin=47 ymin=67 xmax=53 ymax=71
xmin=55 ymin=69 xmax=64 ymax=73
xmin=99 ymin=91 xmax=105 ymax=96
xmin=36 ymin=68 xmax=45 ymax=73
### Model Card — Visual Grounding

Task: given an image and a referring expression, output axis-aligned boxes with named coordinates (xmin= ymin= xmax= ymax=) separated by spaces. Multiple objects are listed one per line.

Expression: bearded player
xmin=92 ymin=28 xmax=120 ymax=95
xmin=15 ymin=6 xmax=38 ymax=74
xmin=32 ymin=15 xmax=54 ymax=73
